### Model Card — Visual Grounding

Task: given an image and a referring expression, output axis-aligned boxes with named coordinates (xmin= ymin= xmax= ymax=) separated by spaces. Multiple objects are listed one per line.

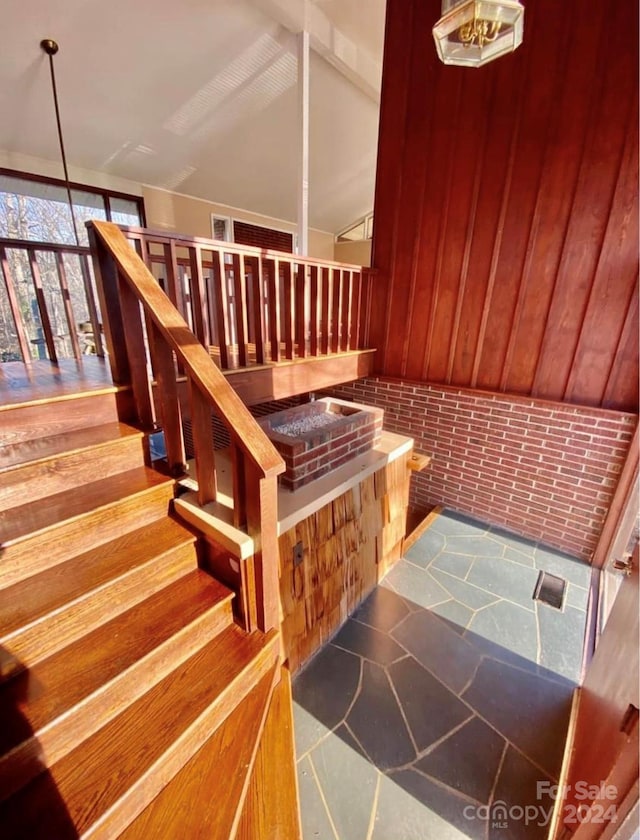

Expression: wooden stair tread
xmin=0 ymin=517 xmax=197 ymax=645
xmin=119 ymin=668 xmax=276 ymax=840
xmin=236 ymin=668 xmax=302 ymax=840
xmin=0 ymin=422 xmax=143 ymax=473
xmin=0 ymin=627 xmax=278 ymax=839
xmin=0 ymin=570 xmax=233 ymax=759
xmin=0 ymin=467 xmax=173 ymax=547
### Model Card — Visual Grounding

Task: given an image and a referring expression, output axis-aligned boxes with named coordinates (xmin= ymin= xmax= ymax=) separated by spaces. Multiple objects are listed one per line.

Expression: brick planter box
xmin=258 ymin=398 xmax=383 ymax=490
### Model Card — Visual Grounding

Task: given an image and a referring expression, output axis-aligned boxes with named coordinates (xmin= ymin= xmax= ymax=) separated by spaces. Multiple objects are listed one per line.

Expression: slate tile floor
xmin=293 ymin=509 xmax=592 ymax=840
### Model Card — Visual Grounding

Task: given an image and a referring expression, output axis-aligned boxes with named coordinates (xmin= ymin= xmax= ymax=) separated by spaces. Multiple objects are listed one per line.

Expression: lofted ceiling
xmin=0 ymin=0 xmax=386 ymax=233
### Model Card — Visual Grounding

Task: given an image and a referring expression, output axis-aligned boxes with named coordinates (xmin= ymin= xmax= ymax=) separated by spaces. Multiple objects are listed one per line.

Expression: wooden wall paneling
xmin=496 ymin=3 xmax=609 ymax=396
xmin=384 ymin=0 xmax=443 ymax=377
xmin=373 ymin=0 xmax=638 ymax=411
xmin=368 ymin=0 xmax=415 ymax=364
xmin=414 ymin=71 xmax=464 ymax=383
xmin=602 ymin=274 xmax=639 ymax=411
xmin=474 ymin=0 xmax=571 ymax=392
xmin=564 ymin=105 xmax=639 ymax=406
xmin=532 ymin=0 xmax=637 ymax=402
xmin=447 ymin=71 xmax=500 ymax=386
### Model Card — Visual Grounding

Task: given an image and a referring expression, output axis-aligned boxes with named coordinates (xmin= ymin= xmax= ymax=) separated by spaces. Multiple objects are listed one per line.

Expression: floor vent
xmin=533 ymin=571 xmax=567 ymax=610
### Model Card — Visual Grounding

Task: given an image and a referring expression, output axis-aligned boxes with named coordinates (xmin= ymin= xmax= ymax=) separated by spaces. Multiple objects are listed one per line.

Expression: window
xmin=0 ymin=169 xmax=145 ymax=362
xmin=0 ymin=169 xmax=145 ymax=246
xmin=336 ymin=212 xmax=374 ymax=243
xmin=211 ymin=215 xmax=232 ymax=242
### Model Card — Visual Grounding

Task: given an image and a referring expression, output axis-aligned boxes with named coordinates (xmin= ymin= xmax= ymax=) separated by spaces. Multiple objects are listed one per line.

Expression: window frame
xmin=0 ymin=167 xmax=147 ymax=239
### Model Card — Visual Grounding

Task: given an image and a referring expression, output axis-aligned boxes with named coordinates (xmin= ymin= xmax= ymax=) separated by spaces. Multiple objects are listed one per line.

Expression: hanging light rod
xmin=40 ymin=37 xmax=80 ymax=246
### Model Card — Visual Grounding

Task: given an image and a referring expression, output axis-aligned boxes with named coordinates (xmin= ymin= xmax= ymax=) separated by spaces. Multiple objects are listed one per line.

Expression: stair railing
xmin=87 ymin=220 xmax=285 ymax=633
xmin=119 ymin=225 xmax=371 ymax=369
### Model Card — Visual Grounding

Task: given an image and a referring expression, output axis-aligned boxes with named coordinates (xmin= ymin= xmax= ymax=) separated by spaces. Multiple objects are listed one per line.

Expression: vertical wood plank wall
xmin=278 ymin=455 xmax=411 ymax=673
xmin=370 ymin=0 xmax=638 ymax=413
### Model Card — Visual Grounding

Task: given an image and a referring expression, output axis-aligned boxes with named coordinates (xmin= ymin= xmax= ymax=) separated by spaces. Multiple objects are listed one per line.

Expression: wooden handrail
xmin=88 ymin=221 xmax=284 ymax=479
xmin=119 ymin=225 xmax=364 ymax=271
xmin=88 ymin=220 xmax=285 ymax=633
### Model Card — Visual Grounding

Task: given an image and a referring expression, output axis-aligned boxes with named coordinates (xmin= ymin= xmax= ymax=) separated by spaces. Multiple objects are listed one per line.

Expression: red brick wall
xmin=322 ymin=378 xmax=637 ymax=561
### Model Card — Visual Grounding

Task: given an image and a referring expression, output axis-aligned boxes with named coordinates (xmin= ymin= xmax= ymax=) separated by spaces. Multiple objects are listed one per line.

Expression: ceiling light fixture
xmin=432 ymin=0 xmax=524 ymax=68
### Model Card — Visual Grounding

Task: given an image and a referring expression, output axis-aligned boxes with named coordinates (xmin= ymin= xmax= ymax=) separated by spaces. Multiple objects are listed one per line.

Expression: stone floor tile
xmin=332 ymin=619 xmax=407 ymax=666
xmin=428 ymin=599 xmax=474 ymax=632
xmin=467 ymin=600 xmax=539 ymax=663
xmin=431 ymin=509 xmax=490 ymax=537
xmin=466 ymin=555 xmax=540 ymax=611
xmin=292 ymin=702 xmax=333 ymax=758
xmin=392 ymin=609 xmax=482 ymax=694
xmin=353 ymin=585 xmax=411 ymax=632
xmin=416 ymin=715 xmax=506 ymax=804
xmin=462 ymin=657 xmax=573 ymax=779
xmin=312 ymin=727 xmax=379 ymax=840
xmin=565 ymin=582 xmax=589 ymax=611
xmin=387 ymin=656 xmax=473 ymax=751
xmin=346 ymin=660 xmax=416 ymax=770
xmin=431 ymin=550 xmax=475 ymax=580
xmin=384 ymin=561 xmax=451 ymax=610
xmin=534 ymin=546 xmax=592 ymax=588
xmin=445 ymin=535 xmax=506 ymax=558
xmin=430 ymin=568 xmax=502 ymax=610
xmin=293 ymin=644 xmax=361 ymax=731
xmin=404 ymin=529 xmax=447 ymax=568
xmin=537 ymin=602 xmax=587 ymax=684
xmin=380 ymin=770 xmax=487 ymax=840
xmin=489 ymin=746 xmax=556 ymax=840
xmin=297 ymin=755 xmax=338 ymax=840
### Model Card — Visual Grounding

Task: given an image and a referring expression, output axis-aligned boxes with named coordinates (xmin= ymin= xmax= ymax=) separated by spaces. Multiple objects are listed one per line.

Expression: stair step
xmin=0 ymin=423 xmax=145 ymax=510
xmin=0 ymin=467 xmax=175 ymax=587
xmin=0 ymin=390 xmax=122 ymax=446
xmin=0 ymin=626 xmax=279 ymax=838
xmin=119 ymin=667 xmax=276 ymax=840
xmin=236 ymin=668 xmax=302 ymax=840
xmin=0 ymin=570 xmax=235 ymax=799
xmin=0 ymin=517 xmax=198 ymax=673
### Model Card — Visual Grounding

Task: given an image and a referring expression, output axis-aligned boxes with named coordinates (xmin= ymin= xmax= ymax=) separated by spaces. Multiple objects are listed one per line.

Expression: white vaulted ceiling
xmin=0 ymin=0 xmax=385 ymax=233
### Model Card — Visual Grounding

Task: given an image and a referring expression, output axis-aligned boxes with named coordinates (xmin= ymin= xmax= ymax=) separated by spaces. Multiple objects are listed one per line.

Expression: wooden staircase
xmin=0 ymin=383 xmax=287 ymax=838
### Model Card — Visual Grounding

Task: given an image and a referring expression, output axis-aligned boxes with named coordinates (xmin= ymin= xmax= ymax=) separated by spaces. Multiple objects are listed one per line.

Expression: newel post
xmin=87 ymin=222 xmax=155 ymax=430
xmin=87 ymin=224 xmax=131 ymax=386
